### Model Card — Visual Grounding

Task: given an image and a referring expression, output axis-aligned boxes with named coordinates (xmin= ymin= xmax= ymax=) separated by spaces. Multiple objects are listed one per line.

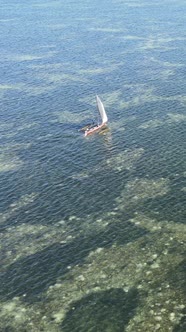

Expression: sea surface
xmin=0 ymin=0 xmax=186 ymax=331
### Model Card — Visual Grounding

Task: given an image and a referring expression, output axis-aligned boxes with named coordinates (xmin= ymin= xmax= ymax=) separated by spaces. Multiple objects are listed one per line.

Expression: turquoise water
xmin=0 ymin=0 xmax=186 ymax=331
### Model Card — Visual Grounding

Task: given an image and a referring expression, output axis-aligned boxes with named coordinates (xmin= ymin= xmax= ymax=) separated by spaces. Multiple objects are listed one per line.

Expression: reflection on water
xmin=0 ymin=0 xmax=186 ymax=331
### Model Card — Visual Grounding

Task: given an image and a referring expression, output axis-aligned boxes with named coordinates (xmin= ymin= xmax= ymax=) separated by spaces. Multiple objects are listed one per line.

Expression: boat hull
xmin=84 ymin=123 xmax=106 ymax=136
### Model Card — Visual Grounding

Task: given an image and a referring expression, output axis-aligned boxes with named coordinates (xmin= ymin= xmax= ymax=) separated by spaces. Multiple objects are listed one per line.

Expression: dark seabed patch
xmin=0 ymin=220 xmax=147 ymax=302
xmin=0 ymin=0 xmax=186 ymax=331
xmin=61 ymin=288 xmax=139 ymax=332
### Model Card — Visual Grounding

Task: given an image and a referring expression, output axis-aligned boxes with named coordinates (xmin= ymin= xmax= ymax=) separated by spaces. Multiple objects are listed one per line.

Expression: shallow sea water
xmin=0 ymin=0 xmax=186 ymax=331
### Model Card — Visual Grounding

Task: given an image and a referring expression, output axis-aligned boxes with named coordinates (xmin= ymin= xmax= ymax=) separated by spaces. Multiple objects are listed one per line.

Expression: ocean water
xmin=0 ymin=0 xmax=186 ymax=331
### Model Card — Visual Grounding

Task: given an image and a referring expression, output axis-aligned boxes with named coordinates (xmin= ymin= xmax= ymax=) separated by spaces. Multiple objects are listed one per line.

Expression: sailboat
xmin=84 ymin=95 xmax=108 ymax=137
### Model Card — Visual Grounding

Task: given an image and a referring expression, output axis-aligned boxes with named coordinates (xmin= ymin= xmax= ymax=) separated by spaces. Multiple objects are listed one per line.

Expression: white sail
xmin=96 ymin=95 xmax=108 ymax=124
